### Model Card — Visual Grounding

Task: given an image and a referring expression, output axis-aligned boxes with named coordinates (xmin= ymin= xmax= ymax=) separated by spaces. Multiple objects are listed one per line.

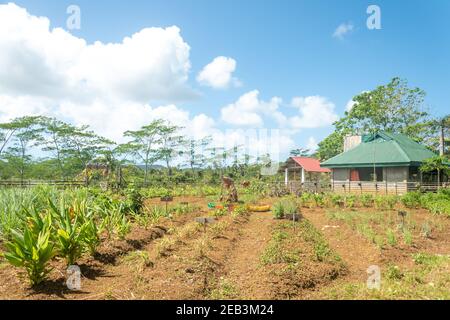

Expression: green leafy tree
xmin=290 ymin=148 xmax=311 ymax=157
xmin=420 ymin=155 xmax=449 ymax=186
xmin=4 ymin=116 xmax=44 ymax=181
xmin=317 ymin=77 xmax=433 ymax=160
xmin=120 ymin=120 xmax=165 ymax=185
xmin=158 ymin=122 xmax=183 ymax=176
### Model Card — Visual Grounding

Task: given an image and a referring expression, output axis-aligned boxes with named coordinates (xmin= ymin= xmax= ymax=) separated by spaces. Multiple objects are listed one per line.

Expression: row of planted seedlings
xmin=0 ymin=186 xmax=144 ymax=287
xmin=294 ymin=189 xmax=450 ymax=216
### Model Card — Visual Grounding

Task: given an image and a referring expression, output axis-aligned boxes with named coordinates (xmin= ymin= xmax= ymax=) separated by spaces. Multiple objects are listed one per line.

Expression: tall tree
xmin=120 ymin=120 xmax=165 ymax=185
xmin=4 ymin=116 xmax=44 ymax=181
xmin=420 ymin=155 xmax=449 ymax=186
xmin=289 ymin=148 xmax=311 ymax=157
xmin=40 ymin=117 xmax=77 ymax=179
xmin=317 ymin=77 xmax=433 ymax=160
xmin=158 ymin=122 xmax=183 ymax=176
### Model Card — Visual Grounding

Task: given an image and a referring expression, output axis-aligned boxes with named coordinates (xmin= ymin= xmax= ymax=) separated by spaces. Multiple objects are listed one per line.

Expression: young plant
xmin=3 ymin=212 xmax=55 ymax=286
xmin=49 ymin=199 xmax=87 ymax=266
xmin=386 ymin=228 xmax=397 ymax=246
xmin=272 ymin=201 xmax=285 ymax=219
xmin=82 ymin=218 xmax=101 ymax=256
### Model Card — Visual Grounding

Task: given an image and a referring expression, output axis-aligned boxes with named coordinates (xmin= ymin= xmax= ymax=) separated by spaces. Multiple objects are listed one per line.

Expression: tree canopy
xmin=317 ymin=77 xmax=436 ymax=161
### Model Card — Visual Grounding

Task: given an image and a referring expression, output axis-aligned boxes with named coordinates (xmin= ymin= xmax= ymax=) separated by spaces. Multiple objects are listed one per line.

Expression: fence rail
xmin=274 ymin=181 xmax=449 ymax=195
xmin=331 ymin=181 xmax=449 ymax=195
xmin=0 ymin=180 xmax=86 ymax=188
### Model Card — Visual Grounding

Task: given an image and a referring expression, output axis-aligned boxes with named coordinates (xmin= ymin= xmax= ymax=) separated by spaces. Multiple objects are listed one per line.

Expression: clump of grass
xmin=322 ymin=253 xmax=450 ymax=299
xmin=402 ymin=228 xmax=413 ymax=246
xmin=386 ymin=228 xmax=397 ymax=246
xmin=123 ymin=250 xmax=153 ymax=270
xmin=386 ymin=264 xmax=403 ymax=280
xmin=210 ymin=277 xmax=238 ymax=299
xmin=156 ymin=238 xmax=177 ymax=257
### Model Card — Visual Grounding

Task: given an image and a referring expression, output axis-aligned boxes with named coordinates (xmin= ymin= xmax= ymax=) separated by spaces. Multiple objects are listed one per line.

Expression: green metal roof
xmin=321 ymin=132 xmax=438 ymax=168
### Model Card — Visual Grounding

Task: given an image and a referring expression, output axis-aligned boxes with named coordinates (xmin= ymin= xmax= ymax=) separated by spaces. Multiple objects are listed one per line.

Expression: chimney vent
xmin=344 ymin=135 xmax=362 ymax=152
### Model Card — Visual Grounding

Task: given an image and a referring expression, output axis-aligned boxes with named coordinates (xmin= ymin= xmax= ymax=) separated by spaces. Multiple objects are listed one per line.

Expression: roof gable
xmin=321 ymin=132 xmax=437 ymax=168
xmin=289 ymin=157 xmax=331 ymax=173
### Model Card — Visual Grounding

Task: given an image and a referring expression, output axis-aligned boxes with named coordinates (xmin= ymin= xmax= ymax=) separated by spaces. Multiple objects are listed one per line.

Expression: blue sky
xmin=1 ymin=0 xmax=449 ymax=159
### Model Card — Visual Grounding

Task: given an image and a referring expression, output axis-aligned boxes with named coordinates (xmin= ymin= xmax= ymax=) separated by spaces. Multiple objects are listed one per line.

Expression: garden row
xmin=291 ymin=189 xmax=450 ymax=216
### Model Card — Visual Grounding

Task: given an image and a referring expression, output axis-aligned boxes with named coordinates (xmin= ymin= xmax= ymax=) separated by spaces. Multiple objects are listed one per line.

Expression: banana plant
xmin=3 ymin=212 xmax=55 ymax=286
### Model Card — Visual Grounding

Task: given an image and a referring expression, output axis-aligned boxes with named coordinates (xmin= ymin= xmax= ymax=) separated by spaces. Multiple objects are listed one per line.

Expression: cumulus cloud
xmin=197 ymin=56 xmax=240 ymax=89
xmin=0 ymin=3 xmax=195 ymax=103
xmin=220 ymin=90 xmax=284 ymax=127
xmin=0 ymin=2 xmax=205 ymax=143
xmin=289 ymin=96 xmax=339 ymax=129
xmin=0 ymin=3 xmax=326 ymax=159
xmin=220 ymin=91 xmax=339 ymax=131
xmin=333 ymin=22 xmax=354 ymax=39
xmin=306 ymin=136 xmax=319 ymax=151
xmin=345 ymin=99 xmax=357 ymax=112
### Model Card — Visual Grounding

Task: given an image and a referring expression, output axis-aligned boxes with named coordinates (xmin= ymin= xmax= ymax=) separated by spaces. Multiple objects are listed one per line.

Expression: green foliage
xmin=231 ymin=205 xmax=248 ymax=218
xmin=260 ymin=229 xmax=299 ymax=265
xmin=386 ymin=228 xmax=397 ymax=246
xmin=124 ymin=185 xmax=143 ymax=213
xmin=100 ymin=202 xmax=131 ymax=240
xmin=48 ymin=199 xmax=88 ymax=266
xmin=359 ymin=194 xmax=374 ymax=207
xmin=317 ymin=77 xmax=433 ymax=160
xmin=401 ymin=191 xmax=422 ymax=209
xmin=272 ymin=201 xmax=284 ymax=219
xmin=3 ymin=212 xmax=55 ymax=286
xmin=299 ymin=219 xmax=342 ymax=264
xmin=374 ymin=195 xmax=398 ymax=210
xmin=386 ymin=265 xmax=403 ymax=280
xmin=402 ymin=228 xmax=413 ymax=246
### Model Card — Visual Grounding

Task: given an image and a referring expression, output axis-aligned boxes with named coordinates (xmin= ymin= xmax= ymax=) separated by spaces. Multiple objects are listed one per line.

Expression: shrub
xmin=359 ymin=194 xmax=374 ymax=207
xmin=49 ymin=199 xmax=88 ymax=266
xmin=272 ymin=201 xmax=284 ymax=219
xmin=330 ymin=194 xmax=344 ymax=208
xmin=3 ymin=212 xmax=55 ymax=286
xmin=124 ymin=186 xmax=143 ymax=213
xmin=344 ymin=195 xmax=356 ymax=208
xmin=401 ymin=191 xmax=422 ymax=209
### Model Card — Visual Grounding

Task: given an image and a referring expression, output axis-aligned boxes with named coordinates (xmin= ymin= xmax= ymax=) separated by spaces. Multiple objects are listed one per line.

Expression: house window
xmin=355 ymin=167 xmax=383 ymax=182
xmin=409 ymin=166 xmax=420 ymax=182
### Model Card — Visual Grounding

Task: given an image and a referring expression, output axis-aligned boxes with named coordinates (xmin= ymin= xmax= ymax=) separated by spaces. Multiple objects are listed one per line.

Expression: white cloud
xmin=333 ymin=22 xmax=354 ymax=39
xmin=345 ymin=99 xmax=357 ymax=112
xmin=0 ymin=2 xmax=195 ymax=104
xmin=0 ymin=3 xmax=204 ymax=143
xmin=220 ymin=91 xmax=339 ymax=131
xmin=0 ymin=3 xmax=328 ymax=160
xmin=197 ymin=56 xmax=240 ymax=89
xmin=220 ymin=90 xmax=283 ymax=126
xmin=289 ymin=96 xmax=339 ymax=129
xmin=306 ymin=136 xmax=318 ymax=151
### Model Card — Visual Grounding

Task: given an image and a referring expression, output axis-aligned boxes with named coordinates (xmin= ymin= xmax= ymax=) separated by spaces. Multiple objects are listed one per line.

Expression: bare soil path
xmin=221 ymin=211 xmax=275 ymax=299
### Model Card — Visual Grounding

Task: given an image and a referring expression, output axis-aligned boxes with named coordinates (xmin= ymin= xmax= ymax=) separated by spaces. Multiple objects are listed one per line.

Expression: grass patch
xmin=323 ymin=253 xmax=450 ymax=299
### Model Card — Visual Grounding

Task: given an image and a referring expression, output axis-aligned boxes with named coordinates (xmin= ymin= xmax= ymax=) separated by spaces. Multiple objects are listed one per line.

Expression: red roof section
xmin=290 ymin=157 xmax=331 ymax=173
